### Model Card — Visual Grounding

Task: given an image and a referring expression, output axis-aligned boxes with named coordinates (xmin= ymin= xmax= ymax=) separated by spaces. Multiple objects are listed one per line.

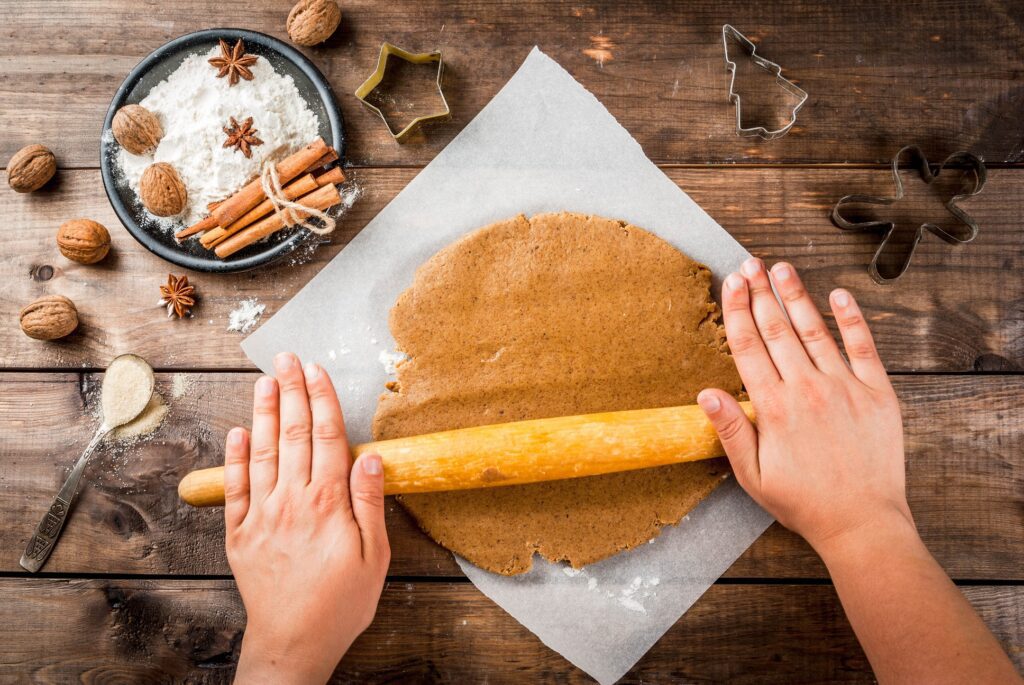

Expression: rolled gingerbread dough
xmin=372 ymin=212 xmax=744 ymax=575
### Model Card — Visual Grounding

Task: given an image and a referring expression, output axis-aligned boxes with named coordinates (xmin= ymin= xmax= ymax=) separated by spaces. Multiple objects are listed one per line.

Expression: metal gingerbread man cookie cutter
xmin=722 ymin=24 xmax=808 ymax=140
xmin=830 ymin=145 xmax=987 ymax=284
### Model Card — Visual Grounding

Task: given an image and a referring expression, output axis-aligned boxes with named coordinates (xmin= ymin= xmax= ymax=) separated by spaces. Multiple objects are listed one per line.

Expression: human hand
xmin=697 ymin=259 xmax=912 ymax=553
xmin=224 ymin=352 xmax=390 ymax=685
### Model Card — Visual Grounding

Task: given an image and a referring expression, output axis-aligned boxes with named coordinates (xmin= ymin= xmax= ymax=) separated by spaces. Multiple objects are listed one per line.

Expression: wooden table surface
xmin=2 ymin=1 xmax=1022 ymax=682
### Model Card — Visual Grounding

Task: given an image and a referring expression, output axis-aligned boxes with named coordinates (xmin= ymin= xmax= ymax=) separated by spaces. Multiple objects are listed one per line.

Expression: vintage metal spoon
xmin=20 ymin=354 xmax=155 ymax=573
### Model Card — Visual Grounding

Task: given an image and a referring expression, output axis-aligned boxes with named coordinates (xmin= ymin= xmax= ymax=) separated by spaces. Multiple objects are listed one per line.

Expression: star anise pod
xmin=223 ymin=116 xmax=264 ymax=158
xmin=158 ymin=274 xmax=196 ymax=319
xmin=208 ymin=39 xmax=257 ymax=86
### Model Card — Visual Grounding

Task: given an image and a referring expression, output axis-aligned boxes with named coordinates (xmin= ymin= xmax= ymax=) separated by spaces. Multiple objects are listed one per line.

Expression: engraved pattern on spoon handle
xmin=19 ymin=428 xmax=109 ymax=573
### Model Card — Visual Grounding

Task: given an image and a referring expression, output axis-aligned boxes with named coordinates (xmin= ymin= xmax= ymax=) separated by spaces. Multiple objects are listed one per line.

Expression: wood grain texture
xmin=1 ymin=1 xmax=1023 ymax=167
xmin=2 ymin=167 xmax=1021 ymax=372
xmin=0 ymin=579 xmax=1019 ymax=682
xmin=2 ymin=1 xmax=1022 ymax=680
xmin=1 ymin=373 xmax=1020 ymax=579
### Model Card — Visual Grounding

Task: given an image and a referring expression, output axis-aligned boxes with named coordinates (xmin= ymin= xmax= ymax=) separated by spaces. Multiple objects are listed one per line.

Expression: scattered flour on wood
xmin=171 ymin=373 xmax=195 ymax=400
xmin=338 ymin=182 xmax=362 ymax=213
xmin=227 ymin=297 xmax=266 ymax=334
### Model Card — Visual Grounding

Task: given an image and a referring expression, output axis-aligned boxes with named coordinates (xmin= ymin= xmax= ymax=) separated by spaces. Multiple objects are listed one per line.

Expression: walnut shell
xmin=19 ymin=295 xmax=79 ymax=340
xmin=7 ymin=144 xmax=57 ymax=193
xmin=112 ymin=105 xmax=163 ymax=155
xmin=287 ymin=0 xmax=341 ymax=46
xmin=57 ymin=219 xmax=111 ymax=264
xmin=140 ymin=162 xmax=187 ymax=217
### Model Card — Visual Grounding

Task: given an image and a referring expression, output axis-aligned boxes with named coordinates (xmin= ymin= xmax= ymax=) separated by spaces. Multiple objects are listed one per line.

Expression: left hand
xmin=225 ymin=352 xmax=390 ymax=685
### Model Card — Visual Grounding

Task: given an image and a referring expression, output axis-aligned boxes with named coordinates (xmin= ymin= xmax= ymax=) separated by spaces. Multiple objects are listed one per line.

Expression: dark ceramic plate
xmin=100 ymin=28 xmax=344 ymax=273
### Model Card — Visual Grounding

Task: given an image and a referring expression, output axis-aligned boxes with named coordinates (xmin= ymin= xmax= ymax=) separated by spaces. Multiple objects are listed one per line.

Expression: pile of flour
xmin=117 ymin=46 xmax=321 ymax=228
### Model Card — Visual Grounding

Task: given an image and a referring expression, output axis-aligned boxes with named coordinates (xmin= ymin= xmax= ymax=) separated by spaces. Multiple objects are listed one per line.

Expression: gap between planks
xmin=9 ymin=163 xmax=1024 ymax=173
xmin=0 ymin=572 xmax=1020 ymax=586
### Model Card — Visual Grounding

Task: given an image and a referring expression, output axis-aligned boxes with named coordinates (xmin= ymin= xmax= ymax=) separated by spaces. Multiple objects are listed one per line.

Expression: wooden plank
xmin=1 ymin=167 xmax=1021 ymax=372
xmin=0 ymin=578 xmax=1019 ymax=682
xmin=1 ymin=373 xmax=1021 ymax=579
xmin=1 ymin=1 xmax=1022 ymax=167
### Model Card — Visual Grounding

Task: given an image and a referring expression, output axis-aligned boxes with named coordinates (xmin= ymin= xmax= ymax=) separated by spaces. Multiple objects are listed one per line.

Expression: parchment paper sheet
xmin=244 ymin=47 xmax=774 ymax=684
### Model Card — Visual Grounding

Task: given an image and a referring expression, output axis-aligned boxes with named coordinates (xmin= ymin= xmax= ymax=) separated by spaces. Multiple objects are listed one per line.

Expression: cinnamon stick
xmin=215 ymin=183 xmax=342 ymax=259
xmin=175 ymin=200 xmax=224 ymax=240
xmin=211 ymin=138 xmax=329 ymax=229
xmin=176 ymin=214 xmax=218 ymax=240
xmin=314 ymin=167 xmax=346 ymax=185
xmin=201 ymin=173 xmax=320 ymax=249
xmin=301 ymin=148 xmax=339 ymax=174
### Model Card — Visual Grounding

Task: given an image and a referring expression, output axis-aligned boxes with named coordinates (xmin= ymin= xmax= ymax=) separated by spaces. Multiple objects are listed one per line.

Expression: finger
xmin=274 ymin=352 xmax=313 ymax=487
xmin=223 ymin=428 xmax=251 ymax=532
xmin=721 ymin=271 xmax=782 ymax=390
xmin=304 ymin=362 xmax=353 ymax=489
xmin=697 ymin=389 xmax=761 ymax=495
xmin=249 ymin=375 xmax=279 ymax=502
xmin=349 ymin=453 xmax=390 ymax=570
xmin=831 ymin=289 xmax=890 ymax=389
xmin=741 ymin=258 xmax=813 ymax=379
xmin=769 ymin=263 xmax=848 ymax=376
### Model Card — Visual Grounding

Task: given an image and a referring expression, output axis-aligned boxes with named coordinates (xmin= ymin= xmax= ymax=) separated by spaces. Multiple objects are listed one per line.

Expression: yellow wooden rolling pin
xmin=178 ymin=401 xmax=754 ymax=506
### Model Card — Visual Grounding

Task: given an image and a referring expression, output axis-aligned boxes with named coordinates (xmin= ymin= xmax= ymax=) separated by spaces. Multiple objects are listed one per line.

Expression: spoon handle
xmin=20 ymin=428 xmax=109 ymax=573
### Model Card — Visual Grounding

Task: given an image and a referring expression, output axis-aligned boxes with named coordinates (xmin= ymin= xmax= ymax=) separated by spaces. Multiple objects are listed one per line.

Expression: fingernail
xmin=274 ymin=352 xmax=297 ymax=370
xmin=698 ymin=391 xmax=721 ymax=413
xmin=304 ymin=362 xmax=320 ymax=381
xmin=228 ymin=428 xmax=245 ymax=446
xmin=741 ymin=258 xmax=761 ymax=276
xmin=256 ymin=376 xmax=276 ymax=397
xmin=725 ymin=273 xmax=745 ymax=291
xmin=833 ymin=290 xmax=850 ymax=307
xmin=773 ymin=264 xmax=793 ymax=281
xmin=363 ymin=453 xmax=382 ymax=476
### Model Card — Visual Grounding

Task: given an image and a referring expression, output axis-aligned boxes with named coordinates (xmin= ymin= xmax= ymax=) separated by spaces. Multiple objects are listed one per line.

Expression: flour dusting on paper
xmin=378 ymin=350 xmax=408 ymax=375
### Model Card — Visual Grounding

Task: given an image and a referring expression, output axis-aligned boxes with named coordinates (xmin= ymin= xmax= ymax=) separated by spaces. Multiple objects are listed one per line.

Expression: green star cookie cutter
xmin=354 ymin=42 xmax=450 ymax=143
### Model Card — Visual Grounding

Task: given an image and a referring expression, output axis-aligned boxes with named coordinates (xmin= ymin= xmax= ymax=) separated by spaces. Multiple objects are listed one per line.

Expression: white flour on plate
xmin=116 ymin=46 xmax=320 ymax=228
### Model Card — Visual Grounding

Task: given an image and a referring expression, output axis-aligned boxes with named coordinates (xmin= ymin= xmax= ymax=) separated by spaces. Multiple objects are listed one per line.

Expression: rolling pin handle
xmin=178 ymin=466 xmax=226 ymax=507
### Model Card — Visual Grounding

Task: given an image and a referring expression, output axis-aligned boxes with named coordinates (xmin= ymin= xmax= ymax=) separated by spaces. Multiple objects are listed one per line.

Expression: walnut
xmin=7 ymin=144 xmax=57 ymax=193
xmin=19 ymin=295 xmax=79 ymax=340
xmin=57 ymin=219 xmax=111 ymax=264
xmin=140 ymin=162 xmax=187 ymax=216
xmin=287 ymin=0 xmax=341 ymax=46
xmin=112 ymin=104 xmax=163 ymax=155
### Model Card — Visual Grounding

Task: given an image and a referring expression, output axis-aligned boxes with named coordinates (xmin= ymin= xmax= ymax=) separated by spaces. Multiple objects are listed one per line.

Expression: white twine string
xmin=260 ymin=162 xmax=336 ymax=236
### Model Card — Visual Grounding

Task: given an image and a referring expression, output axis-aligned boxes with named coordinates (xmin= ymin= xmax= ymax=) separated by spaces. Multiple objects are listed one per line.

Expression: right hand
xmin=225 ymin=353 xmax=391 ymax=684
xmin=697 ymin=259 xmax=913 ymax=552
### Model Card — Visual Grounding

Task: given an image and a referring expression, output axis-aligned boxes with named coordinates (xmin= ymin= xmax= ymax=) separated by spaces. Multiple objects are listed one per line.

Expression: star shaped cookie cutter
xmin=722 ymin=25 xmax=808 ymax=140
xmin=354 ymin=42 xmax=450 ymax=143
xmin=830 ymin=145 xmax=987 ymax=284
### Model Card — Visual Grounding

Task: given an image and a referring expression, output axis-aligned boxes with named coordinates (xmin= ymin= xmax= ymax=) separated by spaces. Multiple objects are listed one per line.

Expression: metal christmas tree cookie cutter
xmin=354 ymin=42 xmax=450 ymax=143
xmin=722 ymin=24 xmax=808 ymax=140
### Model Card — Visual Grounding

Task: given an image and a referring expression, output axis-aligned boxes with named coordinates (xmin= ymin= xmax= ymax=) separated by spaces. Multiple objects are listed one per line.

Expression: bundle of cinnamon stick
xmin=175 ymin=138 xmax=346 ymax=259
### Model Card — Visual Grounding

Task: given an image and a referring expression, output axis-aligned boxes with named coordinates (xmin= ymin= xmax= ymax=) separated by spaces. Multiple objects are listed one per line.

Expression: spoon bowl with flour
xmin=20 ymin=354 xmax=156 ymax=572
